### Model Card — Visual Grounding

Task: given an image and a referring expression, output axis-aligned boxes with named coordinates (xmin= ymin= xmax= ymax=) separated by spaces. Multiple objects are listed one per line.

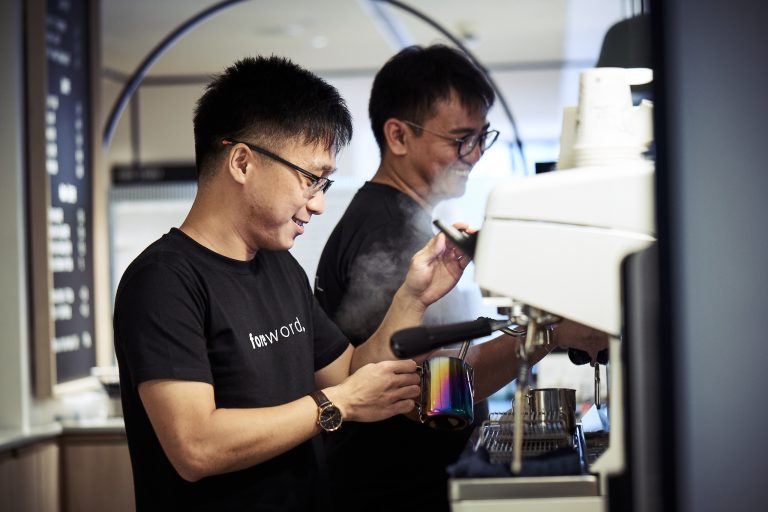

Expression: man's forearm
xmin=141 ymin=361 xmax=420 ymax=482
xmin=140 ymin=380 xmax=323 ymax=482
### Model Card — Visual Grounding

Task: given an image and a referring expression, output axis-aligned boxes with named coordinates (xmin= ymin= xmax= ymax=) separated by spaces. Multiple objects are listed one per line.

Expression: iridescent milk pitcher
xmin=418 ymin=341 xmax=474 ymax=430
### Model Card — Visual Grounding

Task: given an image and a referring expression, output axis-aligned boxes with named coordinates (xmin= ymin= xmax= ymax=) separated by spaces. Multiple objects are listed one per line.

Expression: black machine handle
xmin=433 ymin=219 xmax=478 ymax=259
xmin=391 ymin=317 xmax=512 ymax=358
xmin=568 ymin=348 xmax=609 ymax=366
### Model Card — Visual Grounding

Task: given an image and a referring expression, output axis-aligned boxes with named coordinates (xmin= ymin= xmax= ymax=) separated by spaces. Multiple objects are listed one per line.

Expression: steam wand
xmin=511 ymin=320 xmax=538 ymax=474
xmin=500 ymin=304 xmax=559 ymax=474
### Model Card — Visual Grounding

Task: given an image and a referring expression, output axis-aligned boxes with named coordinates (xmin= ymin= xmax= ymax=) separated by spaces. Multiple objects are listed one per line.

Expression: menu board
xmin=43 ymin=0 xmax=96 ymax=384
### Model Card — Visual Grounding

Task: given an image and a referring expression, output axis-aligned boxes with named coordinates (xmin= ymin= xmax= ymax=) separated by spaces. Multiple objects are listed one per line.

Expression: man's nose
xmin=461 ymin=144 xmax=483 ymax=165
xmin=307 ymin=191 xmax=325 ymax=215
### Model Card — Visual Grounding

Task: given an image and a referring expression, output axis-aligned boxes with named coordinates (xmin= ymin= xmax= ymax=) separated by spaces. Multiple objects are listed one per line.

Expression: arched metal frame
xmin=101 ymin=0 xmax=248 ymax=150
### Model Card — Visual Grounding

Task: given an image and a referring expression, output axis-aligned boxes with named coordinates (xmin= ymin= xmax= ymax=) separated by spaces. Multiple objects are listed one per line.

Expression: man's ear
xmin=382 ymin=118 xmax=409 ymax=156
xmin=226 ymin=144 xmax=250 ymax=184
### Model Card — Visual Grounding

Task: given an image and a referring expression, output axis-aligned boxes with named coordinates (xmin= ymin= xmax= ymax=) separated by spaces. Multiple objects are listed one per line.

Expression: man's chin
xmin=440 ymin=181 xmax=469 ymax=200
xmin=437 ymin=172 xmax=469 ymax=194
xmin=263 ymin=235 xmax=295 ymax=252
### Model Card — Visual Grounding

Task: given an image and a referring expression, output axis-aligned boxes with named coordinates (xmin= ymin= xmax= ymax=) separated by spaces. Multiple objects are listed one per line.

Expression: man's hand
xmin=554 ymin=319 xmax=610 ymax=365
xmin=325 ymin=359 xmax=421 ymax=422
xmin=402 ymin=228 xmax=471 ymax=309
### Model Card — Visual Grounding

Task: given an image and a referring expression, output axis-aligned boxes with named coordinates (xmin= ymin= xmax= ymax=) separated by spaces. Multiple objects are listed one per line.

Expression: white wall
xmin=0 ymin=0 xmax=31 ymax=431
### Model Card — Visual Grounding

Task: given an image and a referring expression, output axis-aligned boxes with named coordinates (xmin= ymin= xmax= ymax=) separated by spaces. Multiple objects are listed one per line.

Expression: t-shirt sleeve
xmin=114 ymin=260 xmax=213 ymax=388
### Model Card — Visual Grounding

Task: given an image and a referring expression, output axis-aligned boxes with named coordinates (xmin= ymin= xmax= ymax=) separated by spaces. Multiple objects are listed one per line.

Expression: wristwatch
xmin=309 ymin=390 xmax=343 ymax=432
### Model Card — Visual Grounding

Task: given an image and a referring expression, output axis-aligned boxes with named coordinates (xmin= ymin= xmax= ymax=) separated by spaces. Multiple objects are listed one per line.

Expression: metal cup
xmin=527 ymin=387 xmax=577 ymax=433
xmin=418 ymin=356 xmax=475 ymax=430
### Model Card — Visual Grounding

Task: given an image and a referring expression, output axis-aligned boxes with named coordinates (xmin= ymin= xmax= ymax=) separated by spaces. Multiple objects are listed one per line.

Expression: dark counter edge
xmin=0 ymin=417 xmax=125 ymax=452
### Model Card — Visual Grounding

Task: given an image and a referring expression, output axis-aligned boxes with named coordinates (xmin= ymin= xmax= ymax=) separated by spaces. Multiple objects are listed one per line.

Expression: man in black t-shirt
xmin=315 ymin=44 xmax=515 ymax=512
xmin=315 ymin=45 xmax=610 ymax=511
xmin=113 ymin=56 xmax=472 ymax=512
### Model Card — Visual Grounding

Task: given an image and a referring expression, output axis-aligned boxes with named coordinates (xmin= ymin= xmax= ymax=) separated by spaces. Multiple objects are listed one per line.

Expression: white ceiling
xmin=100 ymin=0 xmax=632 ymax=78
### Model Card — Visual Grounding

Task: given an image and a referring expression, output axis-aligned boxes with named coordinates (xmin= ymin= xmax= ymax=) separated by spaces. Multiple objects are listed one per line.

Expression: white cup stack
xmin=555 ymin=105 xmax=578 ymax=170
xmin=563 ymin=67 xmax=653 ymax=169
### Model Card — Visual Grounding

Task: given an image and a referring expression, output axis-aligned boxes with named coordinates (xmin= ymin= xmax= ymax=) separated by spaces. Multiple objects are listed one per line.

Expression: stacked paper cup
xmin=556 ymin=106 xmax=578 ymax=170
xmin=571 ymin=68 xmax=648 ymax=168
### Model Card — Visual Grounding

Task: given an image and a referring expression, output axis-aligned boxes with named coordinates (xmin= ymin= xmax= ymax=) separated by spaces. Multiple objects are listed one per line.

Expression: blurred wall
xmin=657 ymin=1 xmax=768 ymax=510
xmin=0 ymin=0 xmax=32 ymax=431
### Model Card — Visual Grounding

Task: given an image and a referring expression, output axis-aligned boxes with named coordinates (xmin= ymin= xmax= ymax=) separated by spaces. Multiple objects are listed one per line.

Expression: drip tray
xmin=449 ymin=474 xmax=599 ymax=501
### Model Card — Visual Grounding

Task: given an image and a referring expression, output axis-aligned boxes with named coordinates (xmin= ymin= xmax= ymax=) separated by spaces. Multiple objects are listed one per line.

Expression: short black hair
xmin=193 ymin=56 xmax=353 ymax=182
xmin=369 ymin=44 xmax=495 ymax=153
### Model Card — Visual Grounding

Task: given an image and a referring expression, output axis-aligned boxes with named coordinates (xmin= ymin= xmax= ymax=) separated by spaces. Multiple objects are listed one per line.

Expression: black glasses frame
xmin=222 ymin=139 xmax=333 ymax=195
xmin=401 ymin=120 xmax=500 ymax=159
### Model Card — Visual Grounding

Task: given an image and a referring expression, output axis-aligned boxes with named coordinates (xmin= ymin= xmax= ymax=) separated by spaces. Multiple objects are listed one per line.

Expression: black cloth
xmin=315 ymin=182 xmax=482 ymax=512
xmin=447 ymin=445 xmax=583 ymax=478
xmin=114 ymin=228 xmax=348 ymax=511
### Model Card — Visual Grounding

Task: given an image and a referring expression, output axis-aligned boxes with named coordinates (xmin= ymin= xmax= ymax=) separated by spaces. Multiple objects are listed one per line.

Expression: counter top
xmin=0 ymin=417 xmax=125 ymax=452
xmin=0 ymin=423 xmax=63 ymax=452
xmin=60 ymin=417 xmax=126 ymax=435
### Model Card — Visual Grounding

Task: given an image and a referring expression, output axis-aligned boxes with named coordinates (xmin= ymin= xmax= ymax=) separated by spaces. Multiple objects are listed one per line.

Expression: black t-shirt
xmin=114 ymin=228 xmax=348 ymax=511
xmin=315 ymin=182 xmax=478 ymax=512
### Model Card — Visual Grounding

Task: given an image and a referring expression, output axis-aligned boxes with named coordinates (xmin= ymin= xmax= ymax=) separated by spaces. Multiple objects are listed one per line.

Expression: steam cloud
xmin=333 ymin=191 xmax=478 ymax=343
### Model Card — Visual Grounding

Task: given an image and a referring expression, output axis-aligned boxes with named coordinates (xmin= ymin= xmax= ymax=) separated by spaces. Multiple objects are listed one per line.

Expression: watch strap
xmin=309 ymin=390 xmax=331 ymax=408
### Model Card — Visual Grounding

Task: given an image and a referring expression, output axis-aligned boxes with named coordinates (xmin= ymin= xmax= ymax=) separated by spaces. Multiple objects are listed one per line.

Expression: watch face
xmin=319 ymin=405 xmax=342 ymax=431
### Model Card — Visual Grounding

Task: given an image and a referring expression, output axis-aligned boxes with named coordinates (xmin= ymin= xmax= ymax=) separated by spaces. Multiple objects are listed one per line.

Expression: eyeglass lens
xmin=311 ymin=178 xmax=331 ymax=195
xmin=459 ymin=131 xmax=499 ymax=157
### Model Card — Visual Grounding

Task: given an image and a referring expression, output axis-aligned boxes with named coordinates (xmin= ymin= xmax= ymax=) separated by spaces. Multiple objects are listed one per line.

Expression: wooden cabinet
xmin=59 ymin=431 xmax=135 ymax=512
xmin=0 ymin=440 xmax=60 ymax=512
xmin=0 ymin=426 xmax=134 ymax=512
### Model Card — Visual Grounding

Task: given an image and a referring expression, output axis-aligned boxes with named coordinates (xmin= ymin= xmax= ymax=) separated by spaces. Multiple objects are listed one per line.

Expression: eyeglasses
xmin=221 ymin=139 xmax=333 ymax=196
xmin=401 ymin=120 xmax=500 ymax=159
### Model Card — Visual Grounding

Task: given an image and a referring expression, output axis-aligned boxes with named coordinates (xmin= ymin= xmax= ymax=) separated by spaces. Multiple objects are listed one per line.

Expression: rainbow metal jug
xmin=418 ymin=356 xmax=475 ymax=430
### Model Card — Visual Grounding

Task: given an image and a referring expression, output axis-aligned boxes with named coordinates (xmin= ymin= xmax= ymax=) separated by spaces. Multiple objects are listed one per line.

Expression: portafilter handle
xmin=390 ymin=317 xmax=512 ymax=358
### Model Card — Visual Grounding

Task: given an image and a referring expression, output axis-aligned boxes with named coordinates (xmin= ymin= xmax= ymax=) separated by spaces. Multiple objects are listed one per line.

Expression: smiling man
xmin=113 ymin=56 xmax=470 ymax=512
xmin=314 ymin=44 xmax=502 ymax=512
xmin=314 ymin=45 xmax=608 ymax=511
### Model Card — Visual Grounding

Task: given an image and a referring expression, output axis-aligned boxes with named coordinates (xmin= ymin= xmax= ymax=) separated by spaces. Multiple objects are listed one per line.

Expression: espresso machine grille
xmin=480 ymin=410 xmax=584 ymax=464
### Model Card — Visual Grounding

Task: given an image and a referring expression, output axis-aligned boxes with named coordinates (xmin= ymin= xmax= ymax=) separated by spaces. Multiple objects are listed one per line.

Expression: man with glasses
xmin=314 ymin=45 xmax=608 ymax=511
xmin=313 ymin=43 xmax=510 ymax=512
xmin=113 ymin=55 xmax=471 ymax=512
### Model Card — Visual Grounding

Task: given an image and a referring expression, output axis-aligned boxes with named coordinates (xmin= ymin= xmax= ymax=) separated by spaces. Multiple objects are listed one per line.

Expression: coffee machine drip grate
xmin=480 ymin=410 xmax=580 ymax=463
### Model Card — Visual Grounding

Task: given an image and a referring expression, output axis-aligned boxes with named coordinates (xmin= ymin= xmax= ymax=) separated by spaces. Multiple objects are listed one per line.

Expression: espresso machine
xmin=443 ymin=156 xmax=655 ymax=509
xmin=447 ymin=68 xmax=657 ymax=511
xmin=390 ymin=68 xmax=657 ymax=510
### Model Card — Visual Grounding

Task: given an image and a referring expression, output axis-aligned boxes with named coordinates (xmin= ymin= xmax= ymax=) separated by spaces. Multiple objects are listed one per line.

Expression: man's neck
xmin=180 ymin=194 xmax=256 ymax=261
xmin=371 ymin=161 xmax=436 ymax=213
